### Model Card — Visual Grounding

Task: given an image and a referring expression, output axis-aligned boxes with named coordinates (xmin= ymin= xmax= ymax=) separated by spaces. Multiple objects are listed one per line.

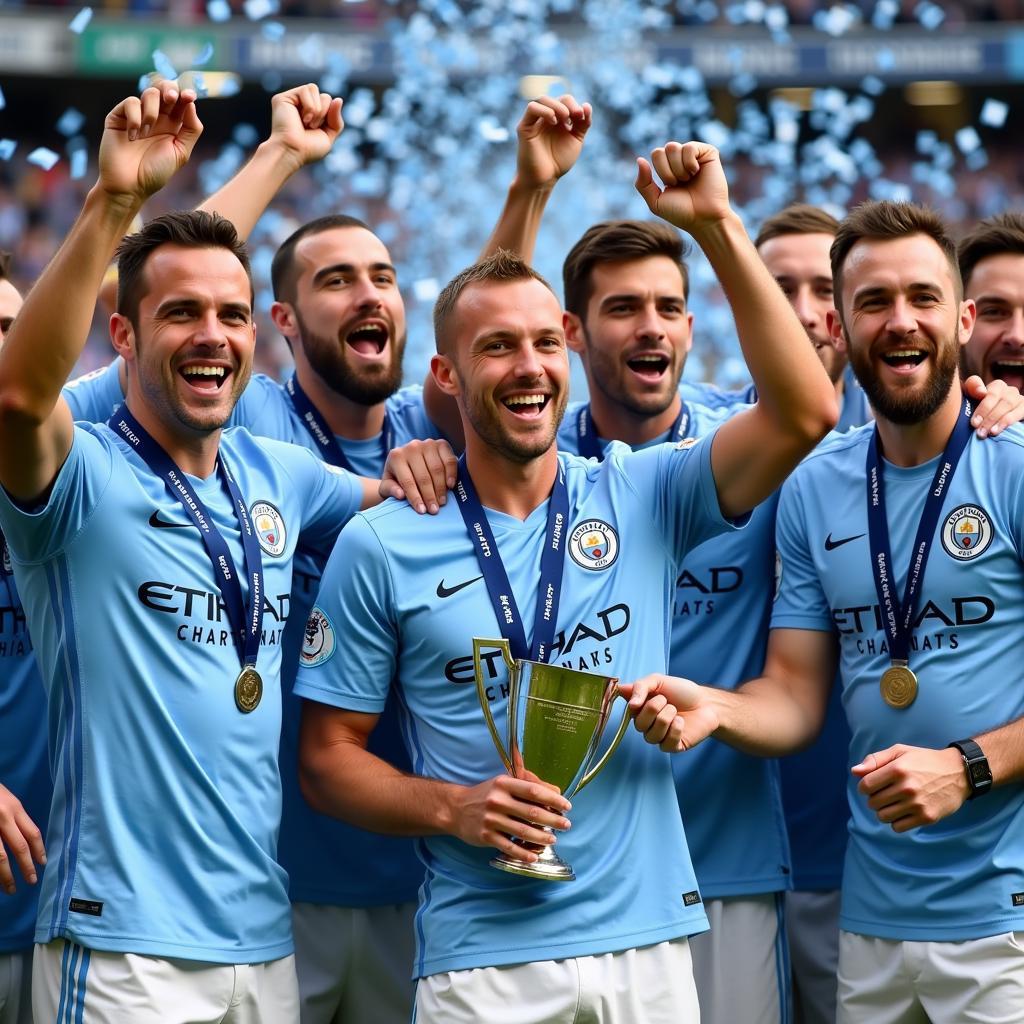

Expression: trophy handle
xmin=574 ymin=689 xmax=629 ymax=793
xmin=472 ymin=637 xmax=515 ymax=775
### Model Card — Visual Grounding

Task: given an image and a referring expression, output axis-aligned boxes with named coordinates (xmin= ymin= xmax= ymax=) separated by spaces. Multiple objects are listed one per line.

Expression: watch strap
xmin=948 ymin=738 xmax=992 ymax=799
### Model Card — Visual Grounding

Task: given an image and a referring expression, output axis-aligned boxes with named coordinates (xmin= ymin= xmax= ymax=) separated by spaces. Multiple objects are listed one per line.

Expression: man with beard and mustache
xmin=292 ymin=140 xmax=839 ymax=1023
xmin=624 ymin=200 xmax=1024 ymax=1023
xmin=959 ymin=212 xmax=1024 ymax=393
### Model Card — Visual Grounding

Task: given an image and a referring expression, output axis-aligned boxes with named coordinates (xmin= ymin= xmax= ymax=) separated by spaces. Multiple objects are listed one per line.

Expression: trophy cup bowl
xmin=473 ymin=637 xmax=629 ymax=882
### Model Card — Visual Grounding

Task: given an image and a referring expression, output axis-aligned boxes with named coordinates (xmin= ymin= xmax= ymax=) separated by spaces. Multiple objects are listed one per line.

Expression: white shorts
xmin=689 ymin=894 xmax=790 ymax=1024
xmin=0 ymin=950 xmax=32 ymax=1024
xmin=32 ymin=939 xmax=299 ymax=1024
xmin=838 ymin=929 xmax=1024 ymax=1024
xmin=414 ymin=938 xmax=699 ymax=1024
xmin=787 ymin=889 xmax=840 ymax=1024
xmin=291 ymin=901 xmax=416 ymax=1024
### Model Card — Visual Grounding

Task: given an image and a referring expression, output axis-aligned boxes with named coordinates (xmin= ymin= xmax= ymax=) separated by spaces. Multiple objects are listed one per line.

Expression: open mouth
xmin=990 ymin=357 xmax=1024 ymax=386
xmin=627 ymin=352 xmax=669 ymax=380
xmin=880 ymin=348 xmax=927 ymax=369
xmin=502 ymin=393 xmax=550 ymax=418
xmin=179 ymin=365 xmax=229 ymax=391
xmin=346 ymin=321 xmax=388 ymax=356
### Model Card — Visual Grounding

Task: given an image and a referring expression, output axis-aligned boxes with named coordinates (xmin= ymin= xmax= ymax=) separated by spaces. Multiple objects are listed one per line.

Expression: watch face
xmin=970 ymin=761 xmax=993 ymax=786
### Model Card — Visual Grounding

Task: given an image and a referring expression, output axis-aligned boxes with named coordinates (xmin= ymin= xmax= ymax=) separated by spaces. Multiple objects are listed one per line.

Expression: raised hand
xmin=635 ymin=141 xmax=732 ymax=234
xmin=515 ymin=94 xmax=592 ymax=190
xmin=268 ymin=84 xmax=344 ymax=172
xmin=99 ymin=83 xmax=202 ymax=204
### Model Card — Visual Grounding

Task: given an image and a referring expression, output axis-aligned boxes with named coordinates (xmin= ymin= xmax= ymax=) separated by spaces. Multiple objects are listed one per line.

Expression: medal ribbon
xmin=109 ymin=405 xmax=264 ymax=672
xmin=454 ymin=455 xmax=569 ymax=663
xmin=575 ymin=401 xmax=689 ymax=462
xmin=865 ymin=397 xmax=973 ymax=665
xmin=285 ymin=373 xmax=392 ymax=472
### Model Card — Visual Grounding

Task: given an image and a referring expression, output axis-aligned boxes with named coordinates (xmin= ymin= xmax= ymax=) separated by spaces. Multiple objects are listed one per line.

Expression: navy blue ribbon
xmin=454 ymin=456 xmax=569 ymax=663
xmin=108 ymin=405 xmax=264 ymax=671
xmin=285 ymin=373 xmax=392 ymax=472
xmin=865 ymin=397 xmax=973 ymax=665
xmin=575 ymin=401 xmax=689 ymax=462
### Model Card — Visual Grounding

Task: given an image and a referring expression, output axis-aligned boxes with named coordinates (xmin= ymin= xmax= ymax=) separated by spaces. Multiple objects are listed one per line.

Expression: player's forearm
xmin=197 ymin=140 xmax=303 ymax=242
xmin=300 ymin=738 xmax=462 ymax=837
xmin=706 ymin=675 xmax=823 ymax=757
xmin=974 ymin=716 xmax=1024 ymax=788
xmin=691 ymin=212 xmax=838 ymax=444
xmin=480 ymin=177 xmax=555 ymax=263
xmin=0 ymin=186 xmax=139 ymax=420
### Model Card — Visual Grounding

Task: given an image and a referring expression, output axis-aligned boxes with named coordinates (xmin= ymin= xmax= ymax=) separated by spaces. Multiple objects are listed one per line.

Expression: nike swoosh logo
xmin=436 ymin=575 xmax=483 ymax=599
xmin=148 ymin=511 xmax=194 ymax=530
xmin=824 ymin=532 xmax=865 ymax=551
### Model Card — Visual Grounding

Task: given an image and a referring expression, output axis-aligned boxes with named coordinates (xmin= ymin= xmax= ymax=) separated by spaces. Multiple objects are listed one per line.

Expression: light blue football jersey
xmin=62 ymin=360 xmax=125 ymax=422
xmin=558 ymin=401 xmax=791 ymax=898
xmin=0 ymin=424 xmax=361 ymax=962
xmin=0 ymin=538 xmax=49 ymax=953
xmin=62 ymin=365 xmax=436 ymax=907
xmin=773 ymin=422 xmax=1024 ymax=940
xmin=294 ymin=437 xmax=741 ymax=977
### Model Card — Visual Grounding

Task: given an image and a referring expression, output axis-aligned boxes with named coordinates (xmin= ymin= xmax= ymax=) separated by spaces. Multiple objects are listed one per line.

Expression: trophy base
xmin=490 ymin=843 xmax=576 ymax=882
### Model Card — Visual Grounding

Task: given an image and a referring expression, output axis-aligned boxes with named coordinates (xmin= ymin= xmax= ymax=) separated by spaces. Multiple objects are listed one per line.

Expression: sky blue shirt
xmin=294 ymin=439 xmax=740 ymax=976
xmin=0 ymin=424 xmax=361 ymax=961
xmin=773 ymin=422 xmax=1024 ymax=940
xmin=63 ymin=365 xmax=436 ymax=908
xmin=558 ymin=400 xmax=790 ymax=898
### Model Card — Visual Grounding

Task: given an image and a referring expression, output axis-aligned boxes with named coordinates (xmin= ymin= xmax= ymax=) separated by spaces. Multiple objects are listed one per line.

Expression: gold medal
xmin=234 ymin=666 xmax=263 ymax=713
xmin=880 ymin=663 xmax=917 ymax=709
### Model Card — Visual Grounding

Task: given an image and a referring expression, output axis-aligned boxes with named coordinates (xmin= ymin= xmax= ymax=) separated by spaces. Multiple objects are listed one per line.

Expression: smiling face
xmin=567 ymin=256 xmax=692 ymax=418
xmin=830 ymin=233 xmax=972 ymax=425
xmin=119 ymin=244 xmax=255 ymax=438
xmin=961 ymin=252 xmax=1024 ymax=390
xmin=278 ymin=226 xmax=407 ymax=406
xmin=441 ymin=277 xmax=569 ymax=464
xmin=758 ymin=231 xmax=845 ymax=385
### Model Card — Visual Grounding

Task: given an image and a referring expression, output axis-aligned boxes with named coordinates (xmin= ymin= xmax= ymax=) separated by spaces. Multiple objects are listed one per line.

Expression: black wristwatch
xmin=948 ymin=738 xmax=993 ymax=800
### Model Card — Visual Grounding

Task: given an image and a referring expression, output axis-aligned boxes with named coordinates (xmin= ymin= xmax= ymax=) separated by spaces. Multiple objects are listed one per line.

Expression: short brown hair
xmin=831 ymin=201 xmax=961 ymax=312
xmin=755 ymin=204 xmax=840 ymax=248
xmin=562 ymin=220 xmax=689 ymax=319
xmin=270 ymin=213 xmax=374 ymax=304
xmin=116 ymin=210 xmax=252 ymax=329
xmin=958 ymin=213 xmax=1024 ymax=290
xmin=433 ymin=249 xmax=556 ymax=355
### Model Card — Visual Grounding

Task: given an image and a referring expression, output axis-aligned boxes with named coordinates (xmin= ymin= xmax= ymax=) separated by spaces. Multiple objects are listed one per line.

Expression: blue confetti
xmin=192 ymin=42 xmax=215 ymax=67
xmin=965 ymin=149 xmax=988 ymax=171
xmin=813 ymin=4 xmax=858 ymax=37
xmin=915 ymin=1 xmax=945 ymax=30
xmin=955 ymin=126 xmax=981 ymax=154
xmin=137 ymin=74 xmax=152 ymax=93
xmin=243 ymin=0 xmax=279 ymax=20
xmin=875 ymin=48 xmax=895 ymax=71
xmin=261 ymin=21 xmax=286 ymax=41
xmin=980 ymin=99 xmax=1009 ymax=129
xmin=27 ymin=148 xmax=60 ymax=171
xmin=70 ymin=149 xmax=88 ymax=180
xmin=219 ymin=76 xmax=242 ymax=97
xmin=871 ymin=0 xmax=898 ymax=30
xmin=916 ymin=130 xmax=937 ymax=154
xmin=68 ymin=6 xmax=93 ymax=33
xmin=0 ymin=140 xmax=15 ymax=162
xmin=56 ymin=108 xmax=86 ymax=137
xmin=192 ymin=72 xmax=208 ymax=98
xmin=860 ymin=76 xmax=885 ymax=96
xmin=233 ymin=124 xmax=259 ymax=147
xmin=206 ymin=0 xmax=231 ymax=22
xmin=260 ymin=71 xmax=282 ymax=93
xmin=152 ymin=49 xmax=178 ymax=81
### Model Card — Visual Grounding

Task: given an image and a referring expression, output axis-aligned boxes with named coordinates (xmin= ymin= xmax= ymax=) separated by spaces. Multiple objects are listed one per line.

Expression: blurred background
xmin=1 ymin=0 xmax=1023 ymax=389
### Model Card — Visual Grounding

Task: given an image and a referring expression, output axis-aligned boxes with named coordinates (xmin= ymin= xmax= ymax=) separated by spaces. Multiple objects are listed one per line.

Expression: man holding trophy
xmin=293 ymin=141 xmax=838 ymax=1021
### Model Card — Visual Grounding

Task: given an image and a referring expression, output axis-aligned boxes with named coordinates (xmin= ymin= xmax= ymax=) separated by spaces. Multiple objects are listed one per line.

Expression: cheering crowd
xmin=2 ymin=79 xmax=1024 ymax=1024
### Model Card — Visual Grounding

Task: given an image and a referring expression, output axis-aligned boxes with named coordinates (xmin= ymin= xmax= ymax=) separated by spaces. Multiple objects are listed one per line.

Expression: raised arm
xmin=480 ymin=94 xmax=591 ymax=262
xmin=0 ymin=85 xmax=201 ymax=503
xmin=197 ymin=84 xmax=343 ymax=242
xmin=636 ymin=143 xmax=839 ymax=518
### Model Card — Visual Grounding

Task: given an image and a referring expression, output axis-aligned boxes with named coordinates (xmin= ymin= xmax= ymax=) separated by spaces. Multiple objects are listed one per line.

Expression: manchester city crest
xmin=301 ymin=608 xmax=336 ymax=667
xmin=250 ymin=501 xmax=287 ymax=557
xmin=568 ymin=519 xmax=619 ymax=571
xmin=941 ymin=504 xmax=993 ymax=561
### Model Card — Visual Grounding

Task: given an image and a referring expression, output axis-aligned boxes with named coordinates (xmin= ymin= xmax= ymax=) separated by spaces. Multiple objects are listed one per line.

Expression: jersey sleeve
xmin=770 ymin=471 xmax=833 ymax=632
xmin=0 ymin=426 xmax=114 ymax=562
xmin=62 ymin=359 xmax=125 ymax=422
xmin=612 ymin=428 xmax=745 ymax=563
xmin=292 ymin=513 xmax=397 ymax=713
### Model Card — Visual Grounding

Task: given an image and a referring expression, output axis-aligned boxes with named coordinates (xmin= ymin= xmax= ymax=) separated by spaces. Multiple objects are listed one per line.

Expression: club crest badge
xmin=941 ymin=504 xmax=993 ymax=561
xmin=301 ymin=608 xmax=336 ymax=667
xmin=250 ymin=501 xmax=287 ymax=557
xmin=569 ymin=519 xmax=619 ymax=571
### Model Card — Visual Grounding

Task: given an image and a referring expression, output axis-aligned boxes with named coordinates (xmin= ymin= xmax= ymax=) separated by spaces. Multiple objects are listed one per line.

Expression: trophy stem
xmin=490 ymin=827 xmax=576 ymax=882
